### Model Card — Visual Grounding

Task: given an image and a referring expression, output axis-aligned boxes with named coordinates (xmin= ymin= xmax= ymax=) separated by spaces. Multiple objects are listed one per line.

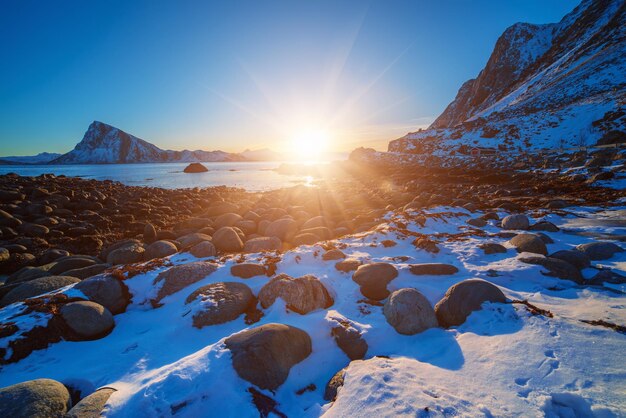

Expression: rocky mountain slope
xmin=390 ymin=0 xmax=626 ymax=154
xmin=0 ymin=152 xmax=62 ymax=165
xmin=50 ymin=121 xmax=247 ymax=164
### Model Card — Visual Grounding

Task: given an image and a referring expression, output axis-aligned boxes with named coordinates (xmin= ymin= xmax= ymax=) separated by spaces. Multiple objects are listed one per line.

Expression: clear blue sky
xmin=0 ymin=0 xmax=579 ymax=156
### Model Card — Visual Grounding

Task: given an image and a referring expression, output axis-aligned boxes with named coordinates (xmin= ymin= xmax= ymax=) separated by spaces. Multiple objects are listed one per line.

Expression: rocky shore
xmin=0 ymin=154 xmax=625 ymax=416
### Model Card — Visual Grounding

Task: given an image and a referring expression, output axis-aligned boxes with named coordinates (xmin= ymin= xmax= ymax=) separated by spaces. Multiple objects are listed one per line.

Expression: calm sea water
xmin=0 ymin=162 xmax=316 ymax=191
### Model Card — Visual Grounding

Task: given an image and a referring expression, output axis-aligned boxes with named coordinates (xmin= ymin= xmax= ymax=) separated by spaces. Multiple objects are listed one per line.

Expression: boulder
xmin=183 ymin=163 xmax=208 ymax=173
xmin=434 ymin=279 xmax=507 ymax=328
xmin=144 ymin=240 xmax=178 ymax=260
xmin=177 ymin=233 xmax=212 ymax=249
xmin=466 ymin=218 xmax=487 ymax=227
xmin=60 ymin=301 xmax=115 ymax=340
xmin=549 ymin=249 xmax=591 ymax=270
xmin=190 ymin=241 xmax=217 ymax=258
xmin=329 ymin=318 xmax=368 ymax=360
xmin=335 ymin=258 xmax=362 ymax=273
xmin=212 ymin=227 xmax=244 ymax=253
xmin=519 ymin=256 xmax=584 ymax=283
xmin=0 ymin=378 xmax=71 ymax=417
xmin=352 ymin=262 xmax=398 ymax=300
xmin=258 ymin=274 xmax=333 ymax=314
xmin=231 ymin=263 xmax=265 ymax=279
xmin=62 ymin=264 xmax=109 ymax=280
xmin=529 ymin=221 xmax=559 ymax=232
xmin=324 ymin=368 xmax=345 ymax=402
xmin=409 ymin=263 xmax=458 ymax=276
xmin=478 ymin=242 xmax=507 ymax=254
xmin=99 ymin=239 xmax=142 ymax=261
xmin=0 ymin=247 xmax=8 ymax=263
xmin=37 ymin=249 xmax=70 ymax=265
xmin=143 ymin=223 xmax=157 ymax=244
xmin=152 ymin=262 xmax=217 ymax=303
xmin=243 ymin=236 xmax=282 ymax=253
xmin=65 ymin=388 xmax=116 ymax=418
xmin=510 ymin=234 xmax=547 ymax=255
xmin=264 ymin=218 xmax=298 ymax=241
xmin=185 ymin=282 xmax=255 ymax=327
xmin=75 ymin=274 xmax=130 ymax=314
xmin=49 ymin=256 xmax=97 ymax=276
xmin=383 ymin=288 xmax=438 ymax=335
xmin=322 ymin=249 xmax=346 ymax=261
xmin=501 ymin=214 xmax=529 ymax=230
xmin=214 ymin=213 xmax=243 ymax=229
xmin=106 ymin=243 xmax=145 ymax=265
xmin=293 ymin=233 xmax=319 ymax=246
xmin=224 ymin=323 xmax=312 ymax=390
xmin=0 ymin=276 xmax=80 ymax=307
xmin=20 ymin=223 xmax=49 ymax=237
xmin=575 ymin=242 xmax=624 ymax=260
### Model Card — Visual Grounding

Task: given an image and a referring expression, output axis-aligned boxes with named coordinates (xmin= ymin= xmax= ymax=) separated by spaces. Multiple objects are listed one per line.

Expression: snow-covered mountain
xmin=390 ymin=0 xmax=626 ymax=154
xmin=0 ymin=152 xmax=62 ymax=165
xmin=240 ymin=148 xmax=285 ymax=161
xmin=50 ymin=121 xmax=247 ymax=164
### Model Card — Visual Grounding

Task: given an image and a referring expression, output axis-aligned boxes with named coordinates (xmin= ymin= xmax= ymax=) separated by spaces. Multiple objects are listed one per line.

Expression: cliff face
xmin=391 ymin=0 xmax=626 ymax=153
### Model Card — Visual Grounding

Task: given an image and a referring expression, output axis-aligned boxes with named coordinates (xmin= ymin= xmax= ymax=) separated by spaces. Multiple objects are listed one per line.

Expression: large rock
xmin=75 ymin=274 xmax=130 ymax=314
xmin=49 ymin=256 xmax=96 ymax=275
xmin=328 ymin=314 xmax=368 ymax=360
xmin=143 ymin=223 xmax=157 ymax=244
xmin=185 ymin=282 xmax=254 ymax=327
xmin=177 ymin=233 xmax=212 ymax=249
xmin=243 ymin=236 xmax=282 ymax=253
xmin=478 ymin=242 xmax=507 ymax=254
xmin=519 ymin=256 xmax=584 ymax=284
xmin=258 ymin=274 xmax=333 ymax=314
xmin=575 ymin=242 xmax=624 ymax=260
xmin=231 ymin=263 xmax=265 ymax=279
xmin=352 ymin=262 xmax=398 ymax=300
xmin=0 ymin=378 xmax=71 ymax=417
xmin=183 ymin=162 xmax=208 ymax=173
xmin=383 ymin=288 xmax=438 ymax=335
xmin=212 ymin=227 xmax=244 ymax=253
xmin=190 ymin=241 xmax=217 ymax=258
xmin=214 ymin=213 xmax=243 ymax=229
xmin=409 ymin=263 xmax=458 ymax=276
xmin=0 ymin=276 xmax=80 ymax=307
xmin=435 ymin=279 xmax=507 ymax=328
xmin=106 ymin=243 xmax=145 ymax=265
xmin=501 ymin=214 xmax=529 ymax=230
xmin=61 ymin=263 xmax=109 ymax=280
xmin=20 ymin=223 xmax=49 ymax=237
xmin=0 ymin=247 xmax=8 ymax=263
xmin=224 ymin=323 xmax=312 ymax=390
xmin=548 ymin=250 xmax=591 ymax=270
xmin=65 ymin=388 xmax=116 ymax=418
xmin=152 ymin=262 xmax=217 ymax=303
xmin=144 ymin=240 xmax=178 ymax=260
xmin=510 ymin=234 xmax=547 ymax=255
xmin=335 ymin=258 xmax=362 ymax=273
xmin=60 ymin=301 xmax=115 ymax=340
xmin=264 ymin=218 xmax=298 ymax=242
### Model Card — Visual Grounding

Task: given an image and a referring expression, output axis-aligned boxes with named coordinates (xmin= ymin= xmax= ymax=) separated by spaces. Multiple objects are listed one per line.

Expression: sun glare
xmin=289 ymin=130 xmax=330 ymax=161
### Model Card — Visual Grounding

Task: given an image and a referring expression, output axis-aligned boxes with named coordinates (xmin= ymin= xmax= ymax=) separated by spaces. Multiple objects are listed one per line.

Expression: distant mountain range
xmin=0 ymin=121 xmax=285 ymax=165
xmin=390 ymin=0 xmax=626 ymax=154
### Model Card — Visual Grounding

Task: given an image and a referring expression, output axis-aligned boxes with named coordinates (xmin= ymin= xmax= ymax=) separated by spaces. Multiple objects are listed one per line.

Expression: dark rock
xmin=224 ymin=323 xmax=312 ymax=390
xmin=62 ymin=264 xmax=109 ymax=280
xmin=49 ymin=257 xmax=96 ymax=275
xmin=75 ymin=274 xmax=130 ymax=314
xmin=244 ymin=236 xmax=282 ymax=253
xmin=0 ymin=276 xmax=80 ymax=307
xmin=60 ymin=301 xmax=115 ymax=340
xmin=549 ymin=250 xmax=591 ymax=270
xmin=37 ymin=249 xmax=70 ymax=265
xmin=352 ymin=262 xmax=398 ymax=300
xmin=144 ymin=240 xmax=178 ymax=260
xmin=467 ymin=218 xmax=487 ymax=227
xmin=510 ymin=234 xmax=547 ymax=255
xmin=0 ymin=378 xmax=71 ymax=417
xmin=501 ymin=214 xmax=529 ymax=230
xmin=65 ymin=387 xmax=116 ymax=418
xmin=185 ymin=282 xmax=254 ymax=327
xmin=324 ymin=369 xmax=345 ymax=402
xmin=231 ymin=263 xmax=265 ymax=279
xmin=435 ymin=279 xmax=507 ymax=328
xmin=190 ymin=241 xmax=217 ymax=258
xmin=212 ymin=227 xmax=244 ymax=253
xmin=383 ymin=288 xmax=438 ymax=335
xmin=519 ymin=255 xmax=584 ymax=283
xmin=143 ymin=223 xmax=157 ymax=244
xmin=478 ymin=242 xmax=507 ymax=254
xmin=19 ymin=223 xmax=49 ymax=237
xmin=329 ymin=317 xmax=368 ymax=360
xmin=576 ymin=242 xmax=624 ymax=260
xmin=107 ymin=243 xmax=145 ymax=265
xmin=335 ymin=258 xmax=362 ymax=273
xmin=152 ymin=262 xmax=217 ymax=304
xmin=409 ymin=263 xmax=459 ymax=276
xmin=529 ymin=221 xmax=559 ymax=232
xmin=258 ymin=274 xmax=333 ymax=314
xmin=183 ymin=163 xmax=209 ymax=173
xmin=177 ymin=233 xmax=212 ymax=249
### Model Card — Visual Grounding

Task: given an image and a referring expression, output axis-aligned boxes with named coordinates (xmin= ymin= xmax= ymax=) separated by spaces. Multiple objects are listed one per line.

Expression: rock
xmin=37 ymin=249 xmax=70 ymax=265
xmin=501 ymin=214 xmax=529 ymax=230
xmin=100 ymin=239 xmax=142 ymax=261
xmin=243 ymin=236 xmax=282 ymax=253
xmin=212 ymin=227 xmax=244 ymax=253
xmin=478 ymin=242 xmax=507 ymax=254
xmin=143 ymin=223 xmax=157 ymax=244
xmin=60 ymin=301 xmax=115 ymax=340
xmin=224 ymin=323 xmax=312 ymax=390
xmin=231 ymin=263 xmax=265 ymax=279
xmin=466 ymin=218 xmax=487 ymax=227
xmin=324 ymin=368 xmax=345 ymax=402
xmin=144 ymin=240 xmax=178 ymax=260
xmin=0 ymin=247 xmax=8 ymax=263
xmin=75 ymin=274 xmax=130 ymax=314
xmin=352 ymin=262 xmax=398 ymax=300
xmin=519 ymin=255 xmax=583 ymax=283
xmin=0 ymin=276 xmax=80 ymax=307
xmin=106 ymin=243 xmax=145 ymax=265
xmin=185 ymin=282 xmax=255 ymax=327
xmin=434 ymin=279 xmax=507 ymax=328
xmin=322 ymin=249 xmax=346 ymax=261
xmin=65 ymin=388 xmax=116 ymax=418
xmin=152 ymin=262 xmax=217 ymax=303
xmin=214 ymin=212 xmax=243 ymax=229
xmin=177 ymin=232 xmax=212 ymax=249
xmin=549 ymin=249 xmax=591 ymax=270
xmin=547 ymin=199 xmax=568 ymax=209
xmin=264 ymin=218 xmax=298 ymax=241
xmin=20 ymin=223 xmax=49 ymax=237
xmin=293 ymin=233 xmax=319 ymax=246
xmin=529 ymin=221 xmax=559 ymax=232
xmin=335 ymin=258 xmax=362 ymax=273
xmin=383 ymin=288 xmax=438 ymax=335
xmin=300 ymin=226 xmax=333 ymax=240
xmin=575 ymin=242 xmax=624 ymax=260
xmin=190 ymin=241 xmax=217 ymax=258
xmin=183 ymin=163 xmax=208 ymax=173
xmin=49 ymin=256 xmax=96 ymax=275
xmin=301 ymin=215 xmax=331 ymax=230
xmin=409 ymin=263 xmax=459 ymax=275
xmin=329 ymin=318 xmax=368 ymax=360
xmin=258 ymin=274 xmax=333 ymax=314
xmin=510 ymin=234 xmax=548 ymax=255
xmin=0 ymin=378 xmax=71 ymax=417
xmin=62 ymin=264 xmax=109 ymax=280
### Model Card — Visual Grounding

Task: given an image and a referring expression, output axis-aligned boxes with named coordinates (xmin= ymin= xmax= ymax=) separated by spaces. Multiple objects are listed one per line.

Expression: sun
xmin=289 ymin=130 xmax=330 ymax=161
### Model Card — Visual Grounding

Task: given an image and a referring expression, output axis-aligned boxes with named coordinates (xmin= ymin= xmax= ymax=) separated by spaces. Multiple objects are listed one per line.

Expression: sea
xmin=0 ymin=161 xmax=321 ymax=191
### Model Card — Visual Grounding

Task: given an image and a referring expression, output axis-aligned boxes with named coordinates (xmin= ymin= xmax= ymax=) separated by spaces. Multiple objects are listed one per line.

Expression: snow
xmin=0 ymin=205 xmax=625 ymax=416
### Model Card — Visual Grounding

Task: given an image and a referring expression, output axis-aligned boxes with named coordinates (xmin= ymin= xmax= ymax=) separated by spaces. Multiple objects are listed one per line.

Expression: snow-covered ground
xmin=1 ymin=205 xmax=625 ymax=417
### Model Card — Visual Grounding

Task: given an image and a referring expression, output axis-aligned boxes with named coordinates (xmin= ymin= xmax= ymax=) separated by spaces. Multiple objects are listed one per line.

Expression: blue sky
xmin=0 ymin=0 xmax=579 ymax=155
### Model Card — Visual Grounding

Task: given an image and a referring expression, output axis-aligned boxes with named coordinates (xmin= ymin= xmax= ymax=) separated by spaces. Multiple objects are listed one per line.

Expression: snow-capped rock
xmin=50 ymin=121 xmax=247 ymax=164
xmin=0 ymin=152 xmax=62 ymax=165
xmin=390 ymin=0 xmax=626 ymax=154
